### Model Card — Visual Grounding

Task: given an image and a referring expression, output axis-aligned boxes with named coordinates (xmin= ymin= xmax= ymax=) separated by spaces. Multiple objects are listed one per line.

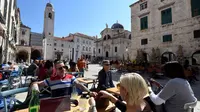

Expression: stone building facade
xmin=130 ymin=0 xmax=200 ymax=64
xmin=0 ymin=0 xmax=22 ymax=63
xmin=43 ymin=3 xmax=96 ymax=62
xmin=95 ymin=23 xmax=131 ymax=60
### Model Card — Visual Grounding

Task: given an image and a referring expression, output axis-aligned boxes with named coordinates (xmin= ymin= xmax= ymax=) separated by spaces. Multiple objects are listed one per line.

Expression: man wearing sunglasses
xmin=32 ymin=61 xmax=97 ymax=97
xmin=97 ymin=60 xmax=115 ymax=90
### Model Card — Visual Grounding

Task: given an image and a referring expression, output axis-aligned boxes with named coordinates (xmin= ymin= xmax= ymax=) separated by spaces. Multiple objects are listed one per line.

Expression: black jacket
xmin=97 ymin=69 xmax=115 ymax=90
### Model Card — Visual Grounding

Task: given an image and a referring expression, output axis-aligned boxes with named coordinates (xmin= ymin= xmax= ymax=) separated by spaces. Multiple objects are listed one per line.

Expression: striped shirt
xmin=44 ymin=74 xmax=76 ymax=97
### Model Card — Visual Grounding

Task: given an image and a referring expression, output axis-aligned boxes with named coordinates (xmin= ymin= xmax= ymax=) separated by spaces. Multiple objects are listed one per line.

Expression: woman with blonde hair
xmin=88 ymin=73 xmax=151 ymax=112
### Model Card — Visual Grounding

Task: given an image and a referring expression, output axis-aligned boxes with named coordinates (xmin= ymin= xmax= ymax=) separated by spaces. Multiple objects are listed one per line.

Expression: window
xmin=161 ymin=8 xmax=172 ymax=25
xmin=22 ymin=30 xmax=26 ymax=35
xmin=21 ymin=40 xmax=25 ymax=45
xmin=191 ymin=0 xmax=200 ymax=17
xmin=89 ymin=47 xmax=91 ymax=51
xmin=140 ymin=2 xmax=147 ymax=10
xmin=103 ymin=36 xmax=106 ymax=40
xmin=83 ymin=46 xmax=85 ymax=51
xmin=129 ymin=35 xmax=131 ymax=40
xmin=54 ymin=48 xmax=56 ymax=50
xmin=141 ymin=39 xmax=148 ymax=45
xmin=99 ymin=49 xmax=100 ymax=53
xmin=83 ymin=40 xmax=85 ymax=44
xmin=89 ymin=41 xmax=91 ymax=45
xmin=86 ymin=41 xmax=88 ymax=44
xmin=86 ymin=47 xmax=88 ymax=51
xmin=77 ymin=45 xmax=79 ymax=49
xmin=77 ymin=38 xmax=79 ymax=42
xmin=61 ymin=44 xmax=64 ymax=47
xmin=163 ymin=34 xmax=172 ymax=42
xmin=115 ymin=47 xmax=117 ymax=52
xmin=49 ymin=33 xmax=51 ymax=36
xmin=62 ymin=49 xmax=63 ymax=51
xmin=54 ymin=43 xmax=57 ymax=46
xmin=194 ymin=30 xmax=200 ymax=38
xmin=107 ymin=35 xmax=111 ymax=39
xmin=48 ymin=13 xmax=52 ymax=19
xmin=140 ymin=16 xmax=148 ymax=30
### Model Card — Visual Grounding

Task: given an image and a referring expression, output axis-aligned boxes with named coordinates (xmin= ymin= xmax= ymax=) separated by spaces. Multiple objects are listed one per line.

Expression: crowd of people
xmin=0 ymin=57 xmax=198 ymax=112
xmin=89 ymin=60 xmax=197 ymax=112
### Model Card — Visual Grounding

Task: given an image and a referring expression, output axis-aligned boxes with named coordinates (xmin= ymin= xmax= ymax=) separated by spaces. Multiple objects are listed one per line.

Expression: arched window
xmin=107 ymin=35 xmax=111 ymax=39
xmin=21 ymin=40 xmax=25 ymax=45
xmin=129 ymin=34 xmax=131 ymax=40
xmin=48 ymin=13 xmax=52 ymax=19
xmin=103 ymin=36 xmax=106 ymax=40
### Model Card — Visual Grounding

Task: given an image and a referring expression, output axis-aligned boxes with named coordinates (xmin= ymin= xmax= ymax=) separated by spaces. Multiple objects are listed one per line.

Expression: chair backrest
xmin=184 ymin=98 xmax=197 ymax=112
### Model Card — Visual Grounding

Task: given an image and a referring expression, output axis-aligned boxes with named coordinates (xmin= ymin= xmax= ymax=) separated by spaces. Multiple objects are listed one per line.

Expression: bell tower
xmin=43 ymin=3 xmax=55 ymax=60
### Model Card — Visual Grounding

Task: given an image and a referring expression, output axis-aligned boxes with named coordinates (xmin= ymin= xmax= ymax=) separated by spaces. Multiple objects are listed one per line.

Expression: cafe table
xmin=106 ymin=87 xmax=120 ymax=96
xmin=77 ymin=78 xmax=95 ymax=85
xmin=15 ymin=96 xmax=115 ymax=112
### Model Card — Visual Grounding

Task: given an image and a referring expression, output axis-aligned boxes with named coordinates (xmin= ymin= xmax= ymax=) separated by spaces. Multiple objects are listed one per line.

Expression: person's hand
xmin=148 ymin=86 xmax=153 ymax=94
xmin=88 ymin=97 xmax=96 ymax=106
xmin=90 ymin=92 xmax=98 ymax=97
xmin=99 ymin=90 xmax=112 ymax=98
xmin=32 ymin=83 xmax=40 ymax=93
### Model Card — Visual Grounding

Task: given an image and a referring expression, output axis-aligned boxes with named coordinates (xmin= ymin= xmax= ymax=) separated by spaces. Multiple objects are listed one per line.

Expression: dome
xmin=111 ymin=23 xmax=124 ymax=29
xmin=46 ymin=3 xmax=53 ymax=7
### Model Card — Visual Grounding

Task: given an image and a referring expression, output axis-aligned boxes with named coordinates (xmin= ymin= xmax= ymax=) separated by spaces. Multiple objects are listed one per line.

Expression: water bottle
xmin=29 ymin=84 xmax=40 ymax=112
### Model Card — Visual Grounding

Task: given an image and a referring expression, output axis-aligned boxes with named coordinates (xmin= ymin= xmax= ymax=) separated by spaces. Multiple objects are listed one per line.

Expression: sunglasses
xmin=104 ymin=64 xmax=110 ymax=66
xmin=57 ymin=66 xmax=66 ymax=70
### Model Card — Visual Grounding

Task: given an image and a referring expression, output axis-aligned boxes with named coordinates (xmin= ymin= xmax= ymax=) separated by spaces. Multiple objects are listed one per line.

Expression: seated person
xmin=68 ymin=62 xmax=79 ymax=72
xmin=32 ymin=61 xmax=97 ymax=97
xmin=89 ymin=73 xmax=151 ymax=112
xmin=97 ymin=60 xmax=114 ymax=90
xmin=149 ymin=62 xmax=197 ymax=112
xmin=38 ymin=60 xmax=54 ymax=81
xmin=27 ymin=60 xmax=39 ymax=76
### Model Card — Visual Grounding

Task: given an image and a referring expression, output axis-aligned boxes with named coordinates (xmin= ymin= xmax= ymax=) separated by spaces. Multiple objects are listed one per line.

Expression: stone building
xmin=30 ymin=32 xmax=43 ymax=60
xmin=43 ymin=3 xmax=96 ymax=62
xmin=95 ymin=23 xmax=131 ymax=60
xmin=0 ymin=0 xmax=22 ymax=63
xmin=72 ymin=33 xmax=96 ymax=62
xmin=15 ymin=23 xmax=31 ymax=63
xmin=130 ymin=0 xmax=200 ymax=64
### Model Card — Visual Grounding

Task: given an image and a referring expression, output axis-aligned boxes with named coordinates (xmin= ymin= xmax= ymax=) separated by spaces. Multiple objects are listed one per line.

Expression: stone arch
xmin=191 ymin=50 xmax=200 ymax=65
xmin=129 ymin=34 xmax=131 ymax=40
xmin=106 ymin=51 xmax=109 ymax=58
xmin=16 ymin=50 xmax=29 ymax=62
xmin=161 ymin=51 xmax=176 ymax=64
xmin=103 ymin=36 xmax=106 ymax=40
xmin=31 ymin=49 xmax=41 ymax=60
xmin=107 ymin=35 xmax=111 ymax=39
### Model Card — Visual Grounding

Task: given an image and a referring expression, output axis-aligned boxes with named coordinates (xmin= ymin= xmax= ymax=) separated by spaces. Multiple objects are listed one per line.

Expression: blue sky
xmin=17 ymin=0 xmax=136 ymax=37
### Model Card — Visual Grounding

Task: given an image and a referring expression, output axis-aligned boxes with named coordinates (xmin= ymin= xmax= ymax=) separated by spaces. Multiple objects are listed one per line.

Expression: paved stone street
xmin=16 ymin=64 xmax=200 ymax=111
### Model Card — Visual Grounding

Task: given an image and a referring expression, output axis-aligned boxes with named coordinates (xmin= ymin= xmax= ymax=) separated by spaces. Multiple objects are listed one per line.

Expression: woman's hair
xmin=120 ymin=73 xmax=148 ymax=106
xmin=164 ymin=61 xmax=186 ymax=79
